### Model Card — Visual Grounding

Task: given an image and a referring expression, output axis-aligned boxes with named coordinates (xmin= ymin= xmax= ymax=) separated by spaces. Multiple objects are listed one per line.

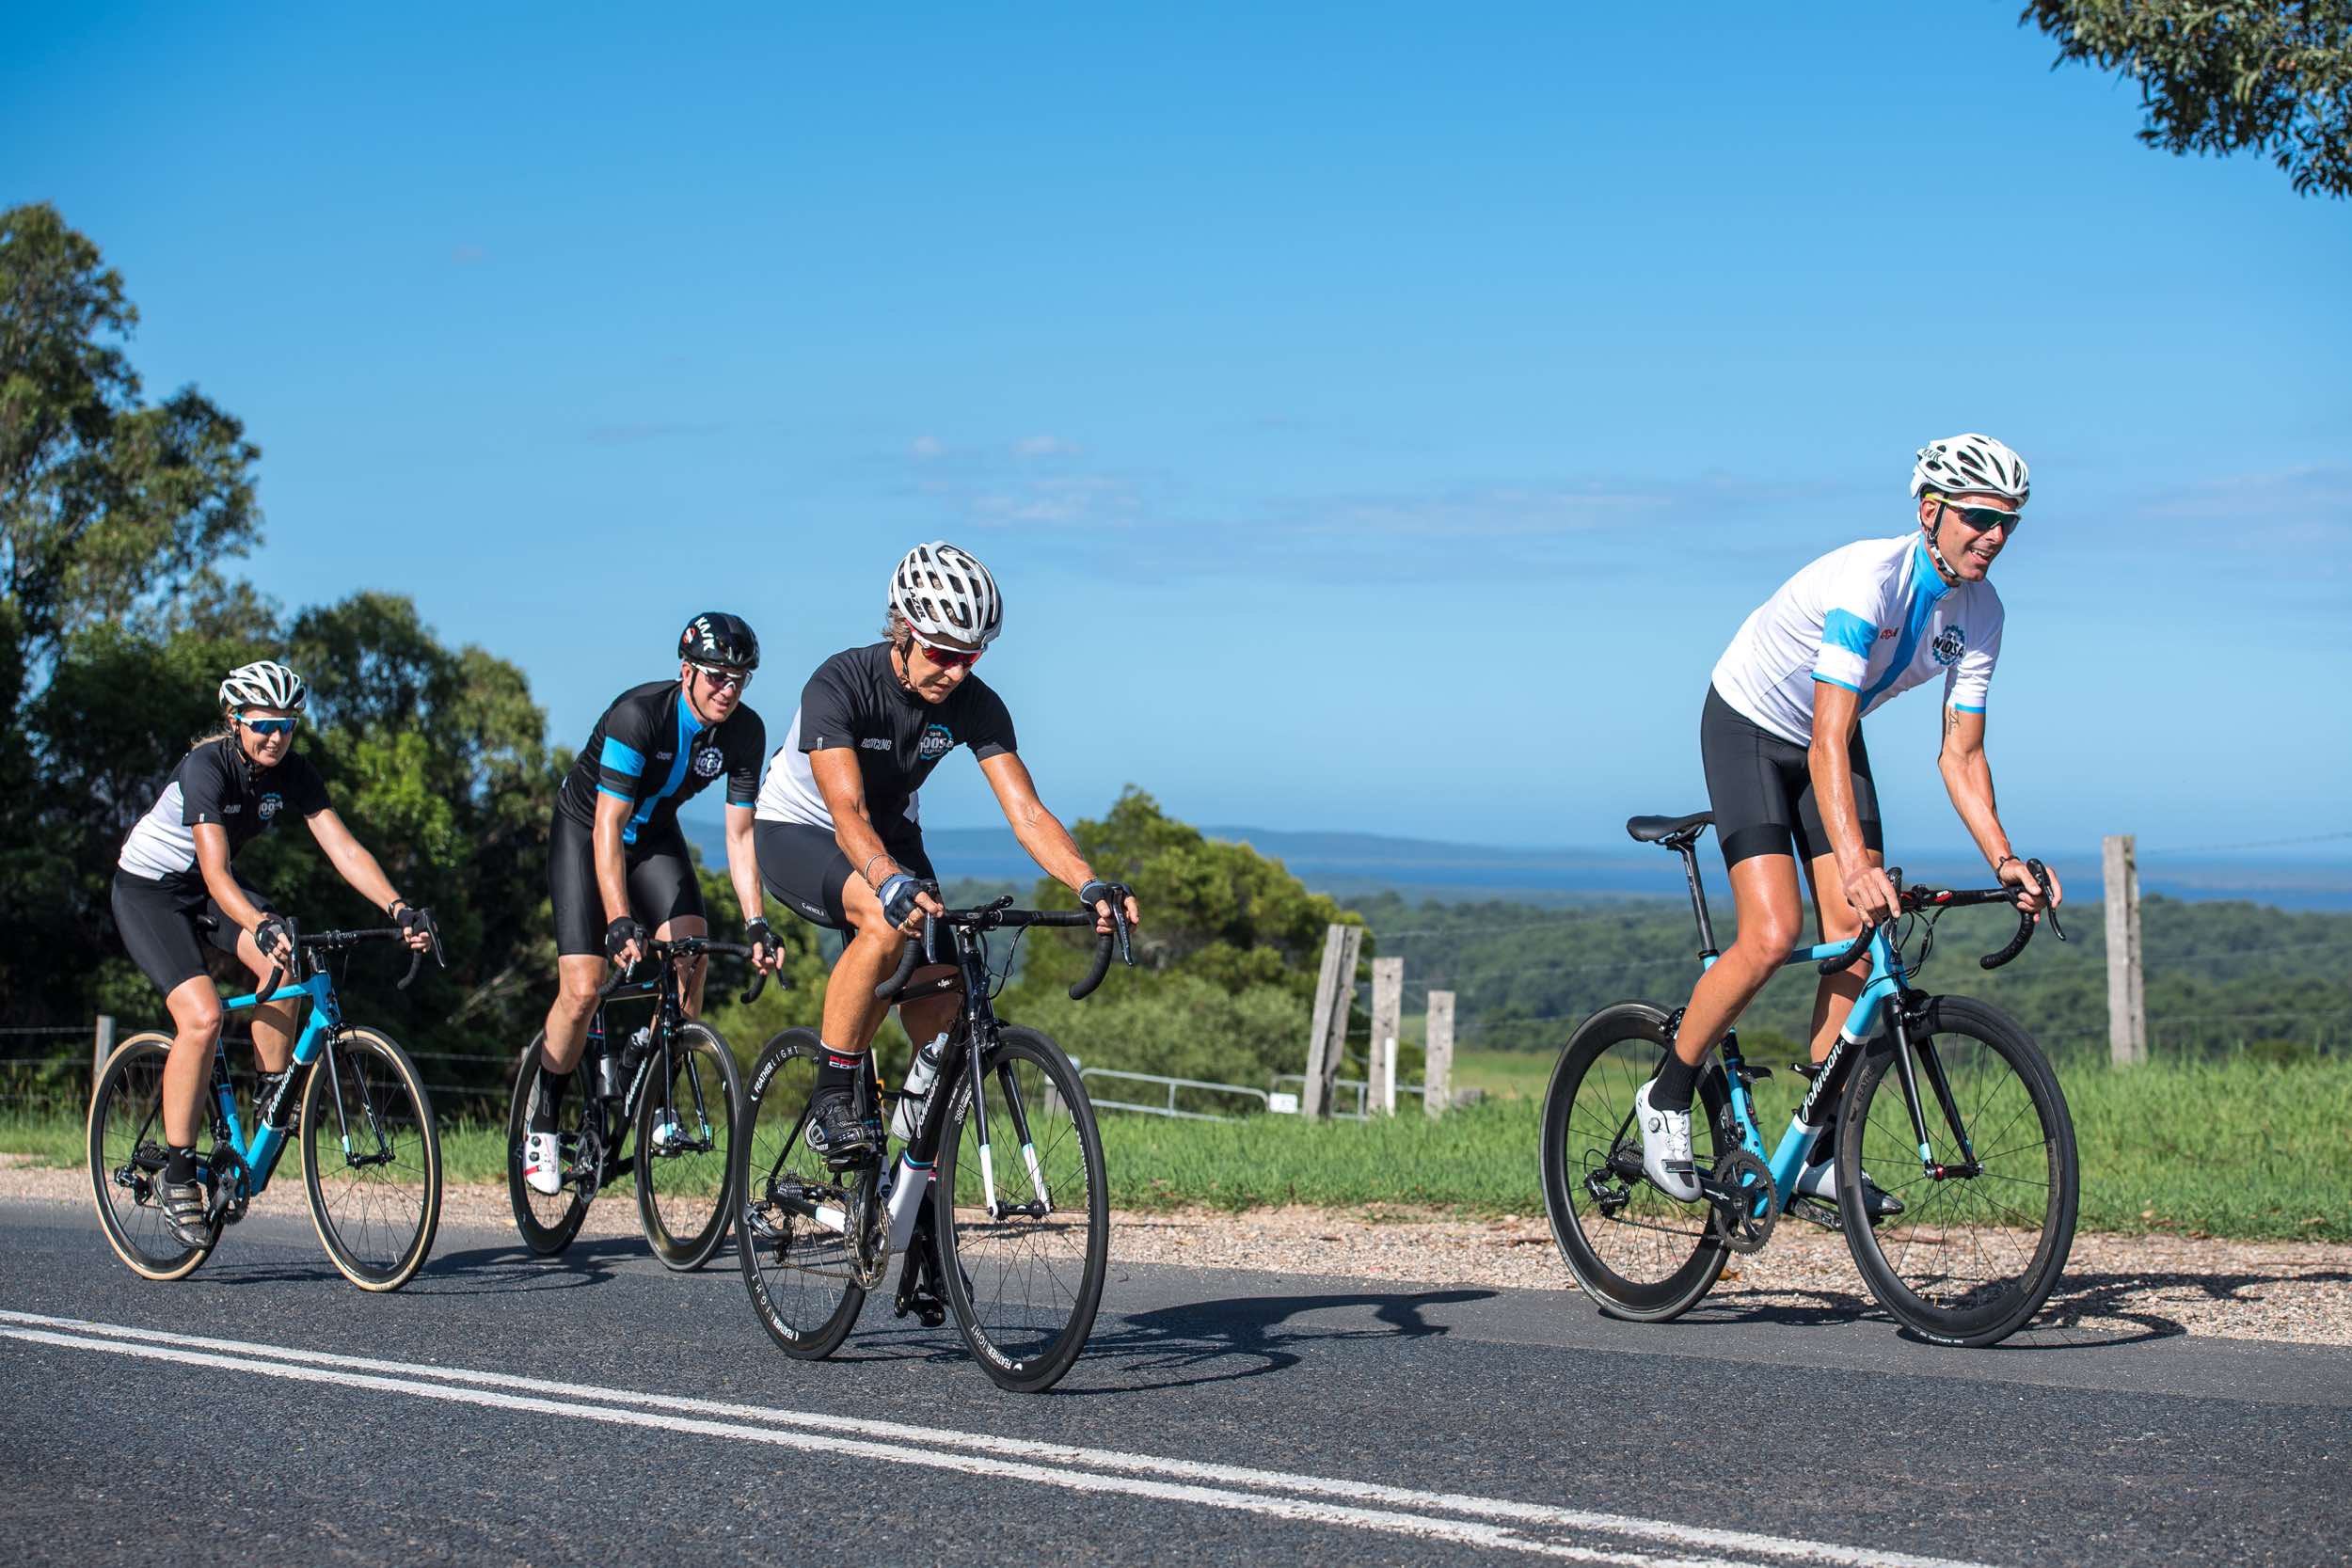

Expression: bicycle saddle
xmin=1625 ymin=811 xmax=1714 ymax=845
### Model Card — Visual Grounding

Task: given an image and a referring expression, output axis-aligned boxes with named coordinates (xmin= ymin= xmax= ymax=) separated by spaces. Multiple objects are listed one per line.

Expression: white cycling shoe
xmin=522 ymin=1131 xmax=564 ymax=1196
xmin=1634 ymin=1078 xmax=1702 ymax=1202
xmin=1793 ymin=1157 xmax=1905 ymax=1219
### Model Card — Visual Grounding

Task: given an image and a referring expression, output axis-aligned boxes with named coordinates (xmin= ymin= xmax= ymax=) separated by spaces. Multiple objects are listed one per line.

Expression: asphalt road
xmin=3 ymin=1197 xmax=2347 ymax=1567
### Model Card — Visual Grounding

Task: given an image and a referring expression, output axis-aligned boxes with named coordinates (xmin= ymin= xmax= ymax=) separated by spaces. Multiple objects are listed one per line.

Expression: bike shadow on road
xmin=805 ymin=1287 xmax=1500 ymax=1395
xmin=408 ymin=1236 xmax=634 ymax=1293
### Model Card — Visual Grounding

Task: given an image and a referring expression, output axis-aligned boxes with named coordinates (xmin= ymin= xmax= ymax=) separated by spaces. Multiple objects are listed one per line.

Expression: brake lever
xmin=2030 ymin=859 xmax=2066 ymax=942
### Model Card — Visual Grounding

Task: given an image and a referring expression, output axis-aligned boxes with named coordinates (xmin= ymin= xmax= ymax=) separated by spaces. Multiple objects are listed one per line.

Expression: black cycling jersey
xmin=554 ymin=679 xmax=765 ymax=846
xmin=755 ymin=642 xmax=1017 ymax=834
xmin=118 ymin=735 xmax=331 ymax=887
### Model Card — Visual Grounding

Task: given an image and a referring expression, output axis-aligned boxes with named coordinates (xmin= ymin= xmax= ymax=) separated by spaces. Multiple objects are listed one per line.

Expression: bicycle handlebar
xmin=253 ymin=919 xmax=446 ymax=1002
xmin=871 ymin=896 xmax=1134 ymax=1003
xmin=596 ymin=936 xmax=772 ymax=1005
xmin=1817 ymin=860 xmax=2063 ymax=977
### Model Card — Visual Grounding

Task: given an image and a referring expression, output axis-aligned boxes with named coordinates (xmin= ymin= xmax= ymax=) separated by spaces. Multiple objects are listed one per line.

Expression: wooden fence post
xmin=92 ymin=1014 xmax=116 ymax=1087
xmin=1303 ymin=924 xmax=1364 ymax=1119
xmin=1423 ymin=990 xmax=1454 ymax=1118
xmin=1368 ymin=957 xmax=1403 ymax=1116
xmin=2104 ymin=833 xmax=2147 ymax=1067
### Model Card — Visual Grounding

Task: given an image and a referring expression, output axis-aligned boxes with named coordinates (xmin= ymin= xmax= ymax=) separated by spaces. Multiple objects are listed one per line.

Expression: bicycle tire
xmin=87 ymin=1033 xmax=220 ymax=1282
xmin=506 ymin=1035 xmax=594 ymax=1257
xmin=933 ymin=1026 xmax=1107 ymax=1393
xmin=1539 ymin=1002 xmax=1734 ymax=1323
xmin=1836 ymin=994 xmax=2078 ymax=1347
xmin=636 ymin=1021 xmax=742 ymax=1271
xmin=301 ymin=1026 xmax=442 ymax=1291
xmin=735 ymin=1027 xmax=866 ymax=1358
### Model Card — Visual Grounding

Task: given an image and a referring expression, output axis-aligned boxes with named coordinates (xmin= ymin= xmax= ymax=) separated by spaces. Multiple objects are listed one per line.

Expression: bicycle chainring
xmin=1702 ymin=1149 xmax=1777 ymax=1256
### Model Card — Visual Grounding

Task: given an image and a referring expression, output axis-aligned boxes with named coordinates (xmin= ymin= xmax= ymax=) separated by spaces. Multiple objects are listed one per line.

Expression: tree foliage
xmin=2024 ymin=1 xmax=2352 ymax=197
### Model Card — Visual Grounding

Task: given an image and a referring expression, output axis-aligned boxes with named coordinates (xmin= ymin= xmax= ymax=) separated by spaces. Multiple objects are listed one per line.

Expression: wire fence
xmin=0 ymin=1029 xmax=524 ymax=1120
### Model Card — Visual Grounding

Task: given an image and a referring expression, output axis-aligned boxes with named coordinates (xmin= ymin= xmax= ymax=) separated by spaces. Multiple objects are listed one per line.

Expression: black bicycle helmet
xmin=678 ymin=611 xmax=760 ymax=670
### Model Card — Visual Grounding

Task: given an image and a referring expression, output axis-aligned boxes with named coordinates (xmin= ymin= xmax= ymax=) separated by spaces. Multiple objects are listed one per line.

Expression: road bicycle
xmin=506 ymin=937 xmax=761 ymax=1271
xmin=1539 ymin=810 xmax=2077 ymax=1347
xmin=87 ymin=920 xmax=446 ymax=1291
xmin=736 ymin=896 xmax=1129 ymax=1392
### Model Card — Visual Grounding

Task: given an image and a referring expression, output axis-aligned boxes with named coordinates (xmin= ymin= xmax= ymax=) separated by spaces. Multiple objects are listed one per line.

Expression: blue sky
xmin=9 ymin=3 xmax=2347 ymax=874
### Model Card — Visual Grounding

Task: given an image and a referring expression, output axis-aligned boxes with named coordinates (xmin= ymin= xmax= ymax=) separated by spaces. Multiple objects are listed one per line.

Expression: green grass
xmin=15 ymin=1057 xmax=2352 ymax=1241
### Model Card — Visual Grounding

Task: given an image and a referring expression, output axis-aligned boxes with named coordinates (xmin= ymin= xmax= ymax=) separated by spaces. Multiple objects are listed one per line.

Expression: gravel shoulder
xmin=18 ymin=1153 xmax=2346 ymax=1346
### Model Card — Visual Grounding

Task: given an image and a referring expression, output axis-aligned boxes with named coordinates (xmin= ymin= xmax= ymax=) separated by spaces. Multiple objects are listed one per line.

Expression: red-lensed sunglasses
xmin=907 ymin=630 xmax=982 ymax=670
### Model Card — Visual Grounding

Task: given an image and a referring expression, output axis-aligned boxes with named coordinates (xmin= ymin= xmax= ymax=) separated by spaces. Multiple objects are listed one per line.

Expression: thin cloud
xmin=585 ymin=421 xmax=724 ymax=446
xmin=1012 ymin=434 xmax=1081 ymax=460
xmin=451 ymin=244 xmax=487 ymax=265
xmin=909 ymin=435 xmax=946 ymax=461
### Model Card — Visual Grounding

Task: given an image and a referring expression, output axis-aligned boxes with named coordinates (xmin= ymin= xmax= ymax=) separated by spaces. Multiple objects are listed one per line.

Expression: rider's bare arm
xmin=302 ymin=807 xmax=412 ymax=920
xmin=978 ymin=752 xmax=1140 ymax=931
xmin=1808 ymin=679 xmax=1898 ymax=923
xmin=722 ymin=801 xmax=770 ymax=936
xmin=590 ymin=789 xmax=637 ymax=927
xmin=812 ymin=748 xmax=944 ymax=921
xmin=192 ymin=822 xmax=272 ymax=940
xmin=1937 ymin=705 xmax=2059 ymax=913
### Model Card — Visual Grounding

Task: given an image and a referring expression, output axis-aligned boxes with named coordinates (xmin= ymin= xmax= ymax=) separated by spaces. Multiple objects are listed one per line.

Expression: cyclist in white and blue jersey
xmin=524 ymin=613 xmax=780 ymax=1194
xmin=1635 ymin=434 xmax=2062 ymax=1208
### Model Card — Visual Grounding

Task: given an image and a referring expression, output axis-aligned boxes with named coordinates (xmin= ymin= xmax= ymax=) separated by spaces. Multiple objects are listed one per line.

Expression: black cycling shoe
xmin=151 ymin=1170 xmax=212 ymax=1250
xmin=803 ymin=1088 xmax=880 ymax=1167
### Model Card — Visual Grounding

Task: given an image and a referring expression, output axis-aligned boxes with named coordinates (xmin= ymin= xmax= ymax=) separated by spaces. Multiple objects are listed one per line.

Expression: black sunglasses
xmin=1935 ymin=498 xmax=2022 ymax=534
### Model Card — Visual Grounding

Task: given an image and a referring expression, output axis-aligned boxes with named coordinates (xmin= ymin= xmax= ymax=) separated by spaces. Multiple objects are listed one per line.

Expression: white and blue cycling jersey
xmin=1709 ymin=532 xmax=2003 ymax=748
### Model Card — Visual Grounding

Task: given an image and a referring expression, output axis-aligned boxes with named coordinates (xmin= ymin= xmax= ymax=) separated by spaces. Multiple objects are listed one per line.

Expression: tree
xmin=2023 ymin=1 xmax=2352 ymax=198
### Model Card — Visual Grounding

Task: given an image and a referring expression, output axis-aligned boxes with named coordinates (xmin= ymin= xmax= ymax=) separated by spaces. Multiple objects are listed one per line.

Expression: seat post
xmin=1676 ymin=842 xmax=1720 ymax=960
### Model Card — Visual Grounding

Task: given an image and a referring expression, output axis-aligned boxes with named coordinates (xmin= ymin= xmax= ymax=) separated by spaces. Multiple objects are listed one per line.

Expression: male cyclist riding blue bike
xmin=112 ymin=660 xmax=437 ymax=1246
xmin=524 ymin=613 xmax=780 ymax=1195
xmin=1636 ymin=435 xmax=2061 ymax=1210
xmin=753 ymin=541 xmax=1140 ymax=1163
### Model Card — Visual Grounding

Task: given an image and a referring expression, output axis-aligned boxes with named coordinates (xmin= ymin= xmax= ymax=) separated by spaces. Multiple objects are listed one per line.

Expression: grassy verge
xmin=13 ymin=1057 xmax=2350 ymax=1242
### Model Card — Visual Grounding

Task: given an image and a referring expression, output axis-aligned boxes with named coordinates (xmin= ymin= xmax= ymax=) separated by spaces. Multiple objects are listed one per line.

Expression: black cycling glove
xmin=605 ymin=916 xmax=648 ymax=960
xmin=253 ymin=914 xmax=295 ymax=962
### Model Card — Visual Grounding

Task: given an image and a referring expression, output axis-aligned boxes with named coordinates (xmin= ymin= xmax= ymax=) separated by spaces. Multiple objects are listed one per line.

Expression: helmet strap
xmin=1921 ymin=505 xmax=1963 ymax=584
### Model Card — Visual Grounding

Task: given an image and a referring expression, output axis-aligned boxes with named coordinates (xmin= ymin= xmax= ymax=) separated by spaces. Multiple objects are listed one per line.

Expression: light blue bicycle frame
xmin=204 ymin=967 xmax=349 ymax=1202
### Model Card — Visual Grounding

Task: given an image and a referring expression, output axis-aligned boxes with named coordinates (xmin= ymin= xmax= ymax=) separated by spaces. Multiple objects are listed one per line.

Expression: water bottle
xmin=620 ymin=1025 xmax=653 ymax=1085
xmin=890 ymin=1033 xmax=950 ymax=1141
xmin=589 ymin=1013 xmax=623 ymax=1099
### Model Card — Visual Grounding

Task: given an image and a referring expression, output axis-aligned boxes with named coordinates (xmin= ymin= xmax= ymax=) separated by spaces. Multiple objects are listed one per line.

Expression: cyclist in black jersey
xmin=112 ymin=660 xmax=437 ymax=1246
xmin=753 ymin=542 xmax=1140 ymax=1161
xmin=525 ymin=613 xmax=781 ymax=1194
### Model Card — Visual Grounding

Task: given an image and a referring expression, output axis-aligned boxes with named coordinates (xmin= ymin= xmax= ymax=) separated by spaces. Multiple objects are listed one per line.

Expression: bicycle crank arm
xmin=765 ymin=1180 xmax=851 ymax=1235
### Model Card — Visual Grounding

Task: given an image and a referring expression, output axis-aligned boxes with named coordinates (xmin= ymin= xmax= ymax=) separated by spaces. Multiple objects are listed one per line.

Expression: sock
xmin=163 ymin=1144 xmax=197 ymax=1183
xmin=1650 ymin=1053 xmax=1699 ymax=1108
xmin=530 ymin=1060 xmax=569 ymax=1133
xmin=817 ymin=1047 xmax=865 ymax=1098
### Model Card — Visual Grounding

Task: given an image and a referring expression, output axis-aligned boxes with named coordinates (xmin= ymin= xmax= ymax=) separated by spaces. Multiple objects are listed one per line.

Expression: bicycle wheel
xmin=506 ymin=1036 xmax=594 ymax=1257
xmin=87 ymin=1033 xmax=219 ymax=1281
xmin=1539 ymin=1002 xmax=1734 ymax=1323
xmin=735 ymin=1028 xmax=866 ymax=1358
xmin=636 ymin=1022 xmax=742 ymax=1271
xmin=934 ymin=1026 xmax=1107 ymax=1393
xmin=301 ymin=1026 xmax=442 ymax=1291
xmin=1837 ymin=995 xmax=2078 ymax=1347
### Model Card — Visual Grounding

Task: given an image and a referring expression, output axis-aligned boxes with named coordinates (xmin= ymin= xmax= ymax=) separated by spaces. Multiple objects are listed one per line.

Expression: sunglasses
xmin=1934 ymin=498 xmax=2023 ymax=534
xmin=692 ymin=663 xmax=754 ymax=691
xmin=906 ymin=630 xmax=982 ymax=671
xmin=240 ymin=717 xmax=298 ymax=736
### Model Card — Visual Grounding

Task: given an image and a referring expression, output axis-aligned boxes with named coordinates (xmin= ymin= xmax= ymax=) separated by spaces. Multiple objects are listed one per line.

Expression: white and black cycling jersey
xmin=1709 ymin=532 xmax=2003 ymax=747
xmin=118 ymin=735 xmax=331 ymax=886
xmin=755 ymin=641 xmax=1018 ymax=834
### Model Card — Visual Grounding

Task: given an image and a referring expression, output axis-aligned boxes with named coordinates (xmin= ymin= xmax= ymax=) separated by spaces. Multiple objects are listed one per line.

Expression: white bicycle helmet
xmin=1911 ymin=433 xmax=2029 ymax=503
xmin=890 ymin=541 xmax=1003 ymax=645
xmin=218 ymin=659 xmax=307 ymax=714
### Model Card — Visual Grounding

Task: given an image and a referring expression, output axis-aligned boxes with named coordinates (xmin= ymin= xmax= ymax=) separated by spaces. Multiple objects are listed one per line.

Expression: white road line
xmin=0 ymin=1309 xmax=1998 ymax=1568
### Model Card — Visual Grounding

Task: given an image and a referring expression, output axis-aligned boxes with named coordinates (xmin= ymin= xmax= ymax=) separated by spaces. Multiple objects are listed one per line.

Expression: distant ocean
xmin=682 ymin=813 xmax=2352 ymax=912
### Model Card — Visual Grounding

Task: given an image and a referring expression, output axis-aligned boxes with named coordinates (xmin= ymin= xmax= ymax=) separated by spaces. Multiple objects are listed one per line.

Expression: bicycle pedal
xmin=1791 ymin=1061 xmax=1820 ymax=1081
xmin=894 ymin=1292 xmax=948 ymax=1328
xmin=1788 ymin=1196 xmax=1839 ymax=1230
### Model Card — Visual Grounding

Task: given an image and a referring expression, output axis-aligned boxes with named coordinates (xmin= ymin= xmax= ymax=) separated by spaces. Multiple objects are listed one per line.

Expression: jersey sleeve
xmin=1944 ymin=595 xmax=2003 ymax=714
xmin=287 ymin=754 xmax=332 ymax=817
xmin=594 ymin=697 xmax=656 ymax=801
xmin=724 ymin=708 xmax=766 ymax=808
xmin=178 ymin=747 xmax=234 ymax=826
xmin=963 ymin=681 xmax=1019 ymax=761
xmin=796 ymin=662 xmax=862 ymax=754
xmin=1811 ymin=561 xmax=1886 ymax=695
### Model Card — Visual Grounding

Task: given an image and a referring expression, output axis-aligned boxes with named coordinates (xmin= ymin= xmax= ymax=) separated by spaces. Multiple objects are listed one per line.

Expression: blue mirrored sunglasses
xmin=240 ymin=717 xmax=298 ymax=736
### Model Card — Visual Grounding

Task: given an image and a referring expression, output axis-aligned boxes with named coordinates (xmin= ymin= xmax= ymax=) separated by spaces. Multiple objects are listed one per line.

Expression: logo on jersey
xmin=258 ymin=791 xmax=283 ymax=822
xmin=692 ymin=746 xmax=725 ymax=779
xmin=860 ymin=737 xmax=891 ymax=751
xmin=1931 ymin=626 xmax=1967 ymax=666
xmin=918 ymin=723 xmax=953 ymax=761
xmin=1878 ymin=627 xmax=1898 ymax=641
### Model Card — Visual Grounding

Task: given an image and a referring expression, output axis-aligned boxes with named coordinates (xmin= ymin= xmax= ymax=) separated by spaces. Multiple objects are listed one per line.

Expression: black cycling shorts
xmin=755 ymin=820 xmax=934 ymax=932
xmin=548 ymin=810 xmax=705 ymax=958
xmin=113 ymin=870 xmax=276 ymax=996
xmin=1699 ymin=684 xmax=1883 ymax=869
